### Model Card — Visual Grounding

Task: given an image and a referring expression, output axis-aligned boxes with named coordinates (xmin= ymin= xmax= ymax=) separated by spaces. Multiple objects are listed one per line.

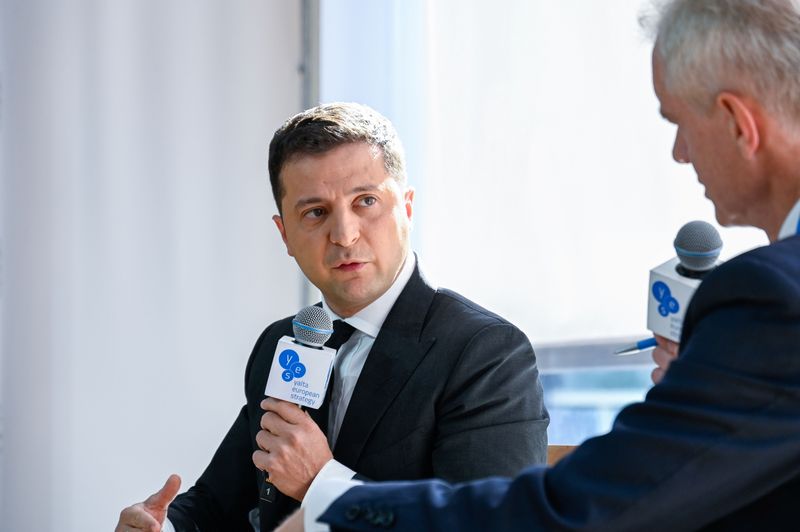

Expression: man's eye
xmin=359 ymin=196 xmax=377 ymax=207
xmin=304 ymin=208 xmax=325 ymax=219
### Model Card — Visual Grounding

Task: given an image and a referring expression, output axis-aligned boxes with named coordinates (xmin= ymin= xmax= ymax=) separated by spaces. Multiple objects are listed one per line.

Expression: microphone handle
xmin=259 ymin=470 xmax=278 ymax=503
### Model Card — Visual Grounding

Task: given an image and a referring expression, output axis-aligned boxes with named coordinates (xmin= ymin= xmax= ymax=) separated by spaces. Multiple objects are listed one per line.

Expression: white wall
xmin=1 ymin=1 xmax=304 ymax=530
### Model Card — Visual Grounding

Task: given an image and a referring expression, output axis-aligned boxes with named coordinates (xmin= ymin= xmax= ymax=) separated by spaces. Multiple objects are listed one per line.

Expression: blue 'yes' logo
xmin=652 ymin=281 xmax=680 ymax=317
xmin=278 ymin=349 xmax=307 ymax=382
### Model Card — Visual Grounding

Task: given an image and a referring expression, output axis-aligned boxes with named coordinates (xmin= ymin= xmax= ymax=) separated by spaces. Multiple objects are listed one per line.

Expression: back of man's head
xmin=643 ymin=0 xmax=800 ymax=125
xmin=268 ymin=102 xmax=407 ymax=214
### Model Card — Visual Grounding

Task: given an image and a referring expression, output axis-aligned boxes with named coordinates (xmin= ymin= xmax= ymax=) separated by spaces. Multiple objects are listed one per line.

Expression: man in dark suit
xmin=280 ymin=1 xmax=800 ymax=530
xmin=115 ymin=103 xmax=548 ymax=532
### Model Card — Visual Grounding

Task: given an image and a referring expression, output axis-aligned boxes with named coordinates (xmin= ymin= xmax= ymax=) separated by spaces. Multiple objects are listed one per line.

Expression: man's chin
xmin=325 ymin=285 xmax=378 ymax=316
xmin=713 ymin=208 xmax=747 ymax=229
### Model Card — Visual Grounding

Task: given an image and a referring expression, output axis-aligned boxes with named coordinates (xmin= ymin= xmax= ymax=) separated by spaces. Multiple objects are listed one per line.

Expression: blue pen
xmin=614 ymin=337 xmax=658 ymax=356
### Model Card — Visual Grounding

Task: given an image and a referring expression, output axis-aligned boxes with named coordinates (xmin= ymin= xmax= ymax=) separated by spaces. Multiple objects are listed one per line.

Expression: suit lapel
xmin=333 ymin=263 xmax=437 ymax=467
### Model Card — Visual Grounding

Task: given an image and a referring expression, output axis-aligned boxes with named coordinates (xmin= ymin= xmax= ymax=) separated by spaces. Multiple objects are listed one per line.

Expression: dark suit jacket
xmin=321 ymin=236 xmax=800 ymax=531
xmin=168 ymin=262 xmax=549 ymax=531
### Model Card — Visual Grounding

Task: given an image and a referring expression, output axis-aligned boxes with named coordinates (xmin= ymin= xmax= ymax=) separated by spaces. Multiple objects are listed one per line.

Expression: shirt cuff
xmin=162 ymin=518 xmax=176 ymax=532
xmin=302 ymin=459 xmax=362 ymax=532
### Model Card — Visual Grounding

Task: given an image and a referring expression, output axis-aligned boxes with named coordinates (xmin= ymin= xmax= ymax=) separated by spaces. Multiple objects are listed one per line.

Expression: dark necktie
xmin=307 ymin=319 xmax=356 ymax=435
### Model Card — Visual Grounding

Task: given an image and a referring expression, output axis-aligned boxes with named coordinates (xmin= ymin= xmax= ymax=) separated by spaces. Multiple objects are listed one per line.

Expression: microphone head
xmin=292 ymin=305 xmax=334 ymax=348
xmin=673 ymin=220 xmax=722 ymax=272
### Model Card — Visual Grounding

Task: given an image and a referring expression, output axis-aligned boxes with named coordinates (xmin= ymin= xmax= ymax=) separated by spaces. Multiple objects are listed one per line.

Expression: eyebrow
xmin=293 ymin=184 xmax=382 ymax=210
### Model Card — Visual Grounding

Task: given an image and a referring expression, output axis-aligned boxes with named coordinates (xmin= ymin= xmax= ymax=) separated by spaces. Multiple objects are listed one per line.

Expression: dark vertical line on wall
xmin=300 ymin=0 xmax=320 ymax=306
xmin=302 ymin=0 xmax=320 ymax=110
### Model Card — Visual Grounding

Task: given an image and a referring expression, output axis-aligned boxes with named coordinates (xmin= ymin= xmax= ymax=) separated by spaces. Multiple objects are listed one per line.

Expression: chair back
xmin=547 ymin=444 xmax=577 ymax=466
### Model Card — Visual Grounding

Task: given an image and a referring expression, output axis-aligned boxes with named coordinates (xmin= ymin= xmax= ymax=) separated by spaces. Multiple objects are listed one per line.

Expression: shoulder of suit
xmin=432 ymin=287 xmax=514 ymax=327
xmin=244 ymin=314 xmax=295 ymax=375
xmin=253 ymin=314 xmax=296 ymax=347
xmin=697 ymin=236 xmax=800 ymax=300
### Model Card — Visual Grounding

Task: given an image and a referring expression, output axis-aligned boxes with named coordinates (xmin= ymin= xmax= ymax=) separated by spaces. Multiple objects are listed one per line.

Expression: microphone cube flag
xmin=264 ymin=336 xmax=336 ymax=409
xmin=647 ymin=258 xmax=701 ymax=342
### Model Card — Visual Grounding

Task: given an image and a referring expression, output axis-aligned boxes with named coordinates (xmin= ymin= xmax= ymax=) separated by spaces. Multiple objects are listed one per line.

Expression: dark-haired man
xmin=115 ymin=102 xmax=548 ymax=532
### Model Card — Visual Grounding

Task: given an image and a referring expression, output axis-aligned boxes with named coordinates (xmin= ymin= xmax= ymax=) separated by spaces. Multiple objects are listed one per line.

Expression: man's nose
xmin=672 ymin=132 xmax=689 ymax=164
xmin=329 ymin=209 xmax=359 ymax=247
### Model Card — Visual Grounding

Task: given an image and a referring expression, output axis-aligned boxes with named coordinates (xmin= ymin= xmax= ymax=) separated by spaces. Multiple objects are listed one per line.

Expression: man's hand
xmin=651 ymin=334 xmax=679 ymax=384
xmin=115 ymin=474 xmax=181 ymax=532
xmin=253 ymin=397 xmax=333 ymax=501
xmin=276 ymin=508 xmax=305 ymax=532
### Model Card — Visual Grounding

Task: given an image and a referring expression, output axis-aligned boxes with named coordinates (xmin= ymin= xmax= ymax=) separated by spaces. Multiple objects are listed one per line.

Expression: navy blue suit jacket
xmin=321 ymin=236 xmax=800 ymax=531
xmin=166 ymin=262 xmax=549 ymax=531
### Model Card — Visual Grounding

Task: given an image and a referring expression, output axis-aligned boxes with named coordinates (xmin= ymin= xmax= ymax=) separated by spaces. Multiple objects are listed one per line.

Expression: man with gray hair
xmin=281 ymin=2 xmax=800 ymax=530
xmin=114 ymin=102 xmax=548 ymax=532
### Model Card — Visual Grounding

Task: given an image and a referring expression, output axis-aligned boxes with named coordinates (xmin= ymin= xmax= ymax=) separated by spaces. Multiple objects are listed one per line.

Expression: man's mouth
xmin=333 ymin=261 xmax=366 ymax=272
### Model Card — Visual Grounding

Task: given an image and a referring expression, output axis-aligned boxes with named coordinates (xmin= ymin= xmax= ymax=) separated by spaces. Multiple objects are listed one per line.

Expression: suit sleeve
xmin=167 ymin=406 xmax=258 ymax=532
xmin=320 ymin=253 xmax=800 ymax=531
xmin=432 ymin=322 xmax=548 ymax=481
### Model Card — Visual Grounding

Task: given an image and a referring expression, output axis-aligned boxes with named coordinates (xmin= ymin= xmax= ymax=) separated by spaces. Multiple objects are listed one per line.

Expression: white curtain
xmin=1 ymin=1 xmax=304 ymax=529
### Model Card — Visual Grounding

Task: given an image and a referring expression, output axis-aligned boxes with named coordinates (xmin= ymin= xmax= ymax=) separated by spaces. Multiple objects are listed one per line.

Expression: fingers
xmin=253 ymin=413 xmax=333 ymax=501
xmin=253 ymin=448 xmax=272 ymax=473
xmin=254 ymin=426 xmax=301 ymax=459
xmin=651 ymin=335 xmax=679 ymax=385
xmin=262 ymin=397 xmax=307 ymax=424
xmin=256 ymin=427 xmax=276 ymax=453
xmin=253 ymin=445 xmax=288 ymax=480
xmin=651 ymin=367 xmax=666 ymax=385
xmin=143 ymin=474 xmax=181 ymax=512
xmin=260 ymin=410 xmax=287 ymax=433
xmin=117 ymin=503 xmax=161 ymax=532
xmin=654 ymin=334 xmax=679 ymax=356
xmin=116 ymin=475 xmax=181 ymax=532
xmin=652 ymin=346 xmax=677 ymax=368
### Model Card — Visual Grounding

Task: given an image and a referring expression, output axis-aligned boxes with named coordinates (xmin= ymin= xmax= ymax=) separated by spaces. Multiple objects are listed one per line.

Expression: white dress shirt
xmin=777 ymin=198 xmax=800 ymax=240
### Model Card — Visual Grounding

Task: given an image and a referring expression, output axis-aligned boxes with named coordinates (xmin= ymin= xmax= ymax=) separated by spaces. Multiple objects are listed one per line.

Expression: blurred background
xmin=0 ymin=1 xmax=766 ymax=530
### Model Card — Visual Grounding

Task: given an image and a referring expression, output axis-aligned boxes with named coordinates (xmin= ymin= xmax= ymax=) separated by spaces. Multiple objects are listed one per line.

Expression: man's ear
xmin=272 ymin=214 xmax=294 ymax=257
xmin=717 ymin=91 xmax=760 ymax=159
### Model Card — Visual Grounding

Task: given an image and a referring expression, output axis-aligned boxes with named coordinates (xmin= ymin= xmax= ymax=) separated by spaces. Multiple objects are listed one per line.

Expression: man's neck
xmin=759 ymin=127 xmax=800 ymax=241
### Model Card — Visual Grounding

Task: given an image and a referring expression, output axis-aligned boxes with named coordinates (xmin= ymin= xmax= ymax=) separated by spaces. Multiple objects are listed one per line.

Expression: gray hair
xmin=641 ymin=0 xmax=800 ymax=123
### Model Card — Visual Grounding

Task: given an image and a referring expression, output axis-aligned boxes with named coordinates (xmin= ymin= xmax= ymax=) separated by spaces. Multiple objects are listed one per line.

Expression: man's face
xmin=273 ymin=142 xmax=414 ymax=317
xmin=652 ymin=51 xmax=764 ymax=227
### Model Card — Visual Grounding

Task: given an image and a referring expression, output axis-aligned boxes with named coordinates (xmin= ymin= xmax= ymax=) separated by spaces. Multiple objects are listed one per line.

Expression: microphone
xmin=260 ymin=305 xmax=337 ymax=503
xmin=264 ymin=305 xmax=337 ymax=409
xmin=646 ymin=220 xmax=723 ymax=342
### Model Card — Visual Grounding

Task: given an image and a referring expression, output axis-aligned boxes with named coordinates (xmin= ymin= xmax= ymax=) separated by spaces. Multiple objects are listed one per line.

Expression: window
xmin=319 ymin=0 xmax=766 ymax=442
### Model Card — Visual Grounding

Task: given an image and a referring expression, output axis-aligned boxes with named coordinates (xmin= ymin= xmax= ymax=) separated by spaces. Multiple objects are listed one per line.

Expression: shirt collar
xmin=323 ymin=252 xmax=416 ymax=338
xmin=777 ymin=197 xmax=800 ymax=241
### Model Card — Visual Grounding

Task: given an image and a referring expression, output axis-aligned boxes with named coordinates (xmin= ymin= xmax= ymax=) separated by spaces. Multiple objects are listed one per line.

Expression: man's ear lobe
xmin=272 ymin=214 xmax=293 ymax=256
xmin=717 ymin=91 xmax=760 ymax=159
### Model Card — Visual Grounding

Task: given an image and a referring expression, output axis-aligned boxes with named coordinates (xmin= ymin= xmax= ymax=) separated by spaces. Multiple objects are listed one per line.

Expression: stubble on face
xmin=274 ymin=143 xmax=413 ymax=317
